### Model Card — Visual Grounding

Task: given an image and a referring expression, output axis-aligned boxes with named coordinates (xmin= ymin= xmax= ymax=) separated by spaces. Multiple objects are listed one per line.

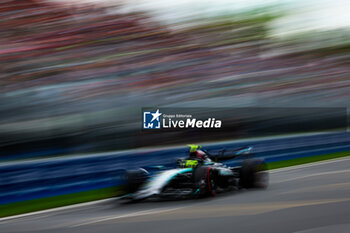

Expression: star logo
xmin=151 ymin=109 xmax=162 ymax=122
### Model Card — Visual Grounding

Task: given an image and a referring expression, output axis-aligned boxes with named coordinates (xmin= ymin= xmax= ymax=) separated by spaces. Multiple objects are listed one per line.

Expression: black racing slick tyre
xmin=240 ymin=159 xmax=268 ymax=189
xmin=193 ymin=166 xmax=217 ymax=197
xmin=124 ymin=169 xmax=149 ymax=194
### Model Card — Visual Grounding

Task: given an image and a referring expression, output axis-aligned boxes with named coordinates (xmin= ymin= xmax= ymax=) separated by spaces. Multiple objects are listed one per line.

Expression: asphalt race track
xmin=1 ymin=157 xmax=350 ymax=233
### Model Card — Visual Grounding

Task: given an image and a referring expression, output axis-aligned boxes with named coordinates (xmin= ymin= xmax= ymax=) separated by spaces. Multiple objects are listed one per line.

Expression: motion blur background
xmin=0 ymin=0 xmax=349 ymax=161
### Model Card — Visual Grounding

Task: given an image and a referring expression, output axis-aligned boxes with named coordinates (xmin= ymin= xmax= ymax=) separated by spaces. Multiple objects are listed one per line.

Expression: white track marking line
xmin=270 ymin=156 xmax=350 ymax=174
xmin=0 ymin=198 xmax=118 ymax=223
xmin=274 ymin=169 xmax=350 ymax=184
xmin=69 ymin=207 xmax=186 ymax=228
xmin=1 ymin=156 xmax=349 ymax=222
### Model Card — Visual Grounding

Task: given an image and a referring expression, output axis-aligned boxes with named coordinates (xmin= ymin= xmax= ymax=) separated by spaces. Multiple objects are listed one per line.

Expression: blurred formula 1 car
xmin=122 ymin=145 xmax=268 ymax=200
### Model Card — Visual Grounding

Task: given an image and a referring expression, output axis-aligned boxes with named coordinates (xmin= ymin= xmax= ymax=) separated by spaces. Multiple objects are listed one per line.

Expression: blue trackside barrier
xmin=0 ymin=132 xmax=349 ymax=205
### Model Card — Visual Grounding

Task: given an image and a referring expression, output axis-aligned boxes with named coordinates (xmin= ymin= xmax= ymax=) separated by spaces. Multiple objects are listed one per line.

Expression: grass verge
xmin=0 ymin=187 xmax=123 ymax=218
xmin=1 ymin=151 xmax=349 ymax=218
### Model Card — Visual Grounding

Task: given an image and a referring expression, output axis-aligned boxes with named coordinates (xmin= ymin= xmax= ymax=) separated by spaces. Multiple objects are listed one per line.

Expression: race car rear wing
xmin=207 ymin=146 xmax=253 ymax=162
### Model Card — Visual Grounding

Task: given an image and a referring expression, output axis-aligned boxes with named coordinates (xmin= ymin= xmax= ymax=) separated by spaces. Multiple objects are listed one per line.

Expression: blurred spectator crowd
xmin=0 ymin=0 xmax=349 ymax=157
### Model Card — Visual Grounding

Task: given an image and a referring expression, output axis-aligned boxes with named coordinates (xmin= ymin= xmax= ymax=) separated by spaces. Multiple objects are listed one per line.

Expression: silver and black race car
xmin=122 ymin=145 xmax=268 ymax=201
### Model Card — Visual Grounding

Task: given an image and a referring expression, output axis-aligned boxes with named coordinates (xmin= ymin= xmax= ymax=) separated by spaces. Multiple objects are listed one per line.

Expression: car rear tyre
xmin=240 ymin=160 xmax=268 ymax=189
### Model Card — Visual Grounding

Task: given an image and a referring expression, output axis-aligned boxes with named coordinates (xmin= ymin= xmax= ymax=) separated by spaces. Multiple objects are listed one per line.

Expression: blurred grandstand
xmin=0 ymin=0 xmax=349 ymax=160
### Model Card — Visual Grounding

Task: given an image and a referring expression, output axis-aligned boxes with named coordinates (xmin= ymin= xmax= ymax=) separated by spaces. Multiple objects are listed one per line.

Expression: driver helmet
xmin=194 ymin=150 xmax=208 ymax=160
xmin=188 ymin=144 xmax=207 ymax=160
